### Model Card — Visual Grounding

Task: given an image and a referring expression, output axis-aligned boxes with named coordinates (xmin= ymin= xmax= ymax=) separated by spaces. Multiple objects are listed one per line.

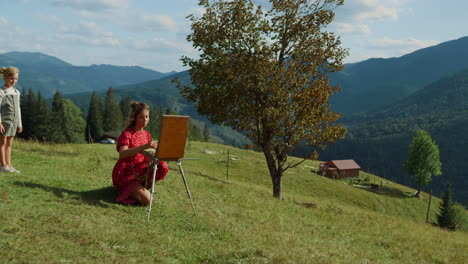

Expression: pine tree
xmin=119 ymin=96 xmax=132 ymax=127
xmin=62 ymin=99 xmax=86 ymax=143
xmin=19 ymin=88 xmax=31 ymax=139
xmin=203 ymin=123 xmax=210 ymax=142
xmin=86 ymin=92 xmax=104 ymax=143
xmin=49 ymin=91 xmax=67 ymax=143
xmin=33 ymin=92 xmax=51 ymax=142
xmin=155 ymin=105 xmax=163 ymax=119
xmin=103 ymin=87 xmax=123 ymax=132
xmin=403 ymin=130 xmax=442 ymax=197
xmin=146 ymin=105 xmax=161 ymax=139
xmin=437 ymin=184 xmax=458 ymax=230
xmin=188 ymin=122 xmax=203 ymax=141
xmin=25 ymin=89 xmax=38 ymax=140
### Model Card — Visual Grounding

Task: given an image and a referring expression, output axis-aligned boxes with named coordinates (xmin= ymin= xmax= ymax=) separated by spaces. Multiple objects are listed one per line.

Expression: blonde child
xmin=0 ymin=66 xmax=22 ymax=173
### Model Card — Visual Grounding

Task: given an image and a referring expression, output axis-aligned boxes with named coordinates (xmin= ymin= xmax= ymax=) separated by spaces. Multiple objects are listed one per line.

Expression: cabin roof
xmin=330 ymin=160 xmax=361 ymax=170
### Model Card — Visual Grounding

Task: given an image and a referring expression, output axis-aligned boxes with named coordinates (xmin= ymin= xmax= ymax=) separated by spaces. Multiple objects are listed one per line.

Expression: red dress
xmin=112 ymin=128 xmax=169 ymax=205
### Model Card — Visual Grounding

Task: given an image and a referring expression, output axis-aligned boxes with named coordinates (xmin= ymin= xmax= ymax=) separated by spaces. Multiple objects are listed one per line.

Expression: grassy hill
xmin=1 ymin=140 xmax=466 ymax=263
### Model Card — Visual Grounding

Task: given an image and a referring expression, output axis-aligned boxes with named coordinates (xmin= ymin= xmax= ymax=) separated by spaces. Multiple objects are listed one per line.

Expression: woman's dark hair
xmin=126 ymin=102 xmax=150 ymax=129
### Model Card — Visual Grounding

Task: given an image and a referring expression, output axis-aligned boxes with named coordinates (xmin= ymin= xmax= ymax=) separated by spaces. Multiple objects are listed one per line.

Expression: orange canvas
xmin=156 ymin=115 xmax=190 ymax=161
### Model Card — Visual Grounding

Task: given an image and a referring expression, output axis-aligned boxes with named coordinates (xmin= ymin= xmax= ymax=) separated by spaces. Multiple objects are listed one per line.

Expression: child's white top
xmin=0 ymin=86 xmax=22 ymax=128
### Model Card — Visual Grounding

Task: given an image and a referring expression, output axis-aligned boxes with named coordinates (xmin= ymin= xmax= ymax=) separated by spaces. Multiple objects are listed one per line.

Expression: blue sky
xmin=1 ymin=0 xmax=467 ymax=73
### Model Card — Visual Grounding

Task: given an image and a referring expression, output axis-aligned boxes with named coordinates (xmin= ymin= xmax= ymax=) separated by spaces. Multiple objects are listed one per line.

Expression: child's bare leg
xmin=5 ymin=136 xmax=14 ymax=167
xmin=130 ymin=182 xmax=151 ymax=205
xmin=0 ymin=136 xmax=6 ymax=167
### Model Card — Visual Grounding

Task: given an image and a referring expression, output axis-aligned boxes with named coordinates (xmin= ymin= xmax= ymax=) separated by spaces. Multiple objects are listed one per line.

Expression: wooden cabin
xmin=319 ymin=160 xmax=361 ymax=179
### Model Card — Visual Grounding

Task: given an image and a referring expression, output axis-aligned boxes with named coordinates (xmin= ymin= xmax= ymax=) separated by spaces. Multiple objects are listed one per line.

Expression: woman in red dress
xmin=112 ymin=102 xmax=168 ymax=205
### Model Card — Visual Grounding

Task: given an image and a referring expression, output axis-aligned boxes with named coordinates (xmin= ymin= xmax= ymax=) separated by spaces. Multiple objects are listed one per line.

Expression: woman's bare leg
xmin=130 ymin=182 xmax=151 ymax=205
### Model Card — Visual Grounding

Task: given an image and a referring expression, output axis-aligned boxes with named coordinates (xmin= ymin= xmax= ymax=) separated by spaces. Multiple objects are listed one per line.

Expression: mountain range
xmin=0 ymin=51 xmax=174 ymax=97
xmin=2 ymin=36 xmax=468 ymax=203
xmin=330 ymin=36 xmax=468 ymax=114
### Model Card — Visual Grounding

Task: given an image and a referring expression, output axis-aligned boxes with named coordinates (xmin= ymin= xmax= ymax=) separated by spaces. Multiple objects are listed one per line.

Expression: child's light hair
xmin=0 ymin=66 xmax=20 ymax=81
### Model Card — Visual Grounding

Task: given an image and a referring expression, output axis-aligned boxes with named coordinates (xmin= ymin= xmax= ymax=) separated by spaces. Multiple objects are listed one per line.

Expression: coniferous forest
xmin=18 ymin=87 xmax=204 ymax=144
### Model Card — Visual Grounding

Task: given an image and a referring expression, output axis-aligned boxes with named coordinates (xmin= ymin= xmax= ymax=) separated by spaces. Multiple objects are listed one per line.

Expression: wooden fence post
xmin=226 ymin=150 xmax=230 ymax=182
xmin=426 ymin=190 xmax=433 ymax=224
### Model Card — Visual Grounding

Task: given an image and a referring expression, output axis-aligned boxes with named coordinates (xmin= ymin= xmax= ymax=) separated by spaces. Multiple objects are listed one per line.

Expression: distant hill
xmin=320 ymin=69 xmax=468 ymax=204
xmin=331 ymin=36 xmax=468 ymax=114
xmin=0 ymin=51 xmax=172 ymax=97
xmin=3 ymin=51 xmax=72 ymax=68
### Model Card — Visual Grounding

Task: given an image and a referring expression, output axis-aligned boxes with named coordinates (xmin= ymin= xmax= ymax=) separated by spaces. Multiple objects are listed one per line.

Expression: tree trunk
xmin=414 ymin=186 xmax=421 ymax=198
xmin=271 ymin=171 xmax=282 ymax=199
xmin=263 ymin=147 xmax=283 ymax=199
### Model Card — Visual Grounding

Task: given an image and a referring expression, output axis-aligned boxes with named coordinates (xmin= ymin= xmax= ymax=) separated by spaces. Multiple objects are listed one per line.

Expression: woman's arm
xmin=118 ymin=141 xmax=158 ymax=159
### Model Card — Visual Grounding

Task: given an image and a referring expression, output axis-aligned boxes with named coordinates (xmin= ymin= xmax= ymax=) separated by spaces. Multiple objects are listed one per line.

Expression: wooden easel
xmin=146 ymin=115 xmax=196 ymax=221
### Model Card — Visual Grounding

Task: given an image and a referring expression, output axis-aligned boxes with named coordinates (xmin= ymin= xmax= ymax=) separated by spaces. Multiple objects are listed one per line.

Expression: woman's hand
xmin=0 ymin=124 xmax=4 ymax=134
xmin=17 ymin=127 xmax=23 ymax=133
xmin=145 ymin=141 xmax=158 ymax=149
xmin=119 ymin=141 xmax=158 ymax=160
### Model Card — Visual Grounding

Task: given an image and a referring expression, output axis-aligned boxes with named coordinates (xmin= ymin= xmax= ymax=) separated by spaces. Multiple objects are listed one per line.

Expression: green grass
xmin=0 ymin=140 xmax=467 ymax=263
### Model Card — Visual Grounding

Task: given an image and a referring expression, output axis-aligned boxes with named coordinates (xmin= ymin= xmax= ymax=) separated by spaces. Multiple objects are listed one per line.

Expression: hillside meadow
xmin=0 ymin=140 xmax=467 ymax=263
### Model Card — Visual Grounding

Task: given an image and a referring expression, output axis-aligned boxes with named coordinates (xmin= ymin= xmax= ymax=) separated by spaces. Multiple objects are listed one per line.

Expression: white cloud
xmin=336 ymin=0 xmax=404 ymax=22
xmin=36 ymin=14 xmax=62 ymax=24
xmin=0 ymin=16 xmax=8 ymax=24
xmin=56 ymin=20 xmax=121 ymax=47
xmin=354 ymin=0 xmax=400 ymax=22
xmin=332 ymin=0 xmax=407 ymax=40
xmin=136 ymin=14 xmax=178 ymax=33
xmin=49 ymin=0 xmax=131 ymax=13
xmin=35 ymin=14 xmax=69 ymax=32
xmin=131 ymin=38 xmax=195 ymax=54
xmin=370 ymin=37 xmax=439 ymax=50
xmin=56 ymin=33 xmax=121 ymax=47
xmin=50 ymin=1 xmax=181 ymax=34
xmin=333 ymin=23 xmax=372 ymax=35
xmin=74 ymin=21 xmax=114 ymax=37
xmin=186 ymin=7 xmax=205 ymax=18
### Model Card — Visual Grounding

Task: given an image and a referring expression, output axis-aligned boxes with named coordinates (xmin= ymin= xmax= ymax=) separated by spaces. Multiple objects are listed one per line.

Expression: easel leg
xmin=177 ymin=160 xmax=197 ymax=215
xmin=147 ymin=159 xmax=159 ymax=222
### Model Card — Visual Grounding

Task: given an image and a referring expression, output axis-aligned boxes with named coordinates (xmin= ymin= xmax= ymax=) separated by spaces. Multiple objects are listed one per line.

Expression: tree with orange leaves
xmin=176 ymin=0 xmax=347 ymax=199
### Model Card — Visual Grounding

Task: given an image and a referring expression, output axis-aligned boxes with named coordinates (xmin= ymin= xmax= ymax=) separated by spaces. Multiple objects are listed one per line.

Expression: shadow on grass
xmin=355 ymin=185 xmax=412 ymax=199
xmin=13 ymin=181 xmax=116 ymax=208
xmin=190 ymin=171 xmax=230 ymax=184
